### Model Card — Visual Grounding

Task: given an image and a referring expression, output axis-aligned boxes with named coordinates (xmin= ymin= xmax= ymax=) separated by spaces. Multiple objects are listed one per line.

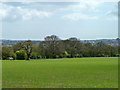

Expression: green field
xmin=2 ymin=57 xmax=118 ymax=88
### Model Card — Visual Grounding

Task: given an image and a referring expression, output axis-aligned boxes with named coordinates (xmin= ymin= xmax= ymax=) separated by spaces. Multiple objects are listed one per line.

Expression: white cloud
xmin=62 ymin=13 xmax=98 ymax=21
xmin=0 ymin=3 xmax=13 ymax=18
xmin=105 ymin=10 xmax=117 ymax=16
xmin=0 ymin=1 xmax=118 ymax=22
xmin=0 ymin=3 xmax=52 ymax=21
xmin=16 ymin=6 xmax=52 ymax=21
xmin=105 ymin=10 xmax=118 ymax=21
xmin=105 ymin=10 xmax=112 ymax=15
xmin=58 ymin=0 xmax=101 ymax=12
xmin=59 ymin=0 xmax=101 ymax=21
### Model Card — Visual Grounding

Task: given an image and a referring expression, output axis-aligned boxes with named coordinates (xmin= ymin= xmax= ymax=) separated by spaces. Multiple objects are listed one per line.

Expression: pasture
xmin=2 ymin=57 xmax=118 ymax=88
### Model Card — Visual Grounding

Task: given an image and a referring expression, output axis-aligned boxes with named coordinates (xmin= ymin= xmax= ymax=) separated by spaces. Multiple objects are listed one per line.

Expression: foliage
xmin=16 ymin=50 xmax=27 ymax=60
xmin=12 ymin=53 xmax=16 ymax=60
xmin=37 ymin=35 xmax=118 ymax=59
xmin=2 ymin=35 xmax=119 ymax=60
xmin=30 ymin=52 xmax=38 ymax=59
xmin=2 ymin=46 xmax=14 ymax=60
xmin=13 ymin=40 xmax=33 ymax=60
xmin=22 ymin=40 xmax=33 ymax=60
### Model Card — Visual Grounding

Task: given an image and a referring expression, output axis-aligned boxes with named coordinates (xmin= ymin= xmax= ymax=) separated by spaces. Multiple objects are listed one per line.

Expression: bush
xmin=2 ymin=46 xmax=14 ymax=60
xmin=30 ymin=52 xmax=37 ymax=59
xmin=62 ymin=51 xmax=71 ymax=58
xmin=16 ymin=50 xmax=27 ymax=60
xmin=75 ymin=54 xmax=83 ymax=58
xmin=12 ymin=54 xmax=16 ymax=60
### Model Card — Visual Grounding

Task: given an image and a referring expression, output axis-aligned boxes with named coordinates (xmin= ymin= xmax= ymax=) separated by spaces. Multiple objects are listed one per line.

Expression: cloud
xmin=0 ymin=3 xmax=52 ymax=22
xmin=62 ymin=13 xmax=98 ymax=21
xmin=0 ymin=1 xmax=118 ymax=22
xmin=16 ymin=6 xmax=52 ymax=21
xmin=58 ymin=0 xmax=103 ymax=21
xmin=105 ymin=10 xmax=118 ymax=21
xmin=58 ymin=0 xmax=101 ymax=12
xmin=105 ymin=10 xmax=117 ymax=16
xmin=59 ymin=0 xmax=101 ymax=21
xmin=1 ymin=2 xmax=100 ymax=22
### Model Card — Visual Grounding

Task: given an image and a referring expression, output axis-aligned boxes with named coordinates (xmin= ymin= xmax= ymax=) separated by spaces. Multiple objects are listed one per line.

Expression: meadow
xmin=2 ymin=57 xmax=118 ymax=88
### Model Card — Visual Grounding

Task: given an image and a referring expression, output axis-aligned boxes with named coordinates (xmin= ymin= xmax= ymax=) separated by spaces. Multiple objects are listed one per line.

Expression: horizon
xmin=1 ymin=37 xmax=118 ymax=41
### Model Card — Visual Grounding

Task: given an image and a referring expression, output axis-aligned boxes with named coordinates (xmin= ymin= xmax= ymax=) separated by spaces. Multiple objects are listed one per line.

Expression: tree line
xmin=2 ymin=35 xmax=119 ymax=60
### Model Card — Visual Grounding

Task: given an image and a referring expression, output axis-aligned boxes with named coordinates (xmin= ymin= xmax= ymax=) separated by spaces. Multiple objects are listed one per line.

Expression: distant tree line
xmin=2 ymin=35 xmax=119 ymax=60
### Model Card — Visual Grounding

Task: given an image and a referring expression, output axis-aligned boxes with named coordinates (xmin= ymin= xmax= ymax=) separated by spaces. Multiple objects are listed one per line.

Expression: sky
xmin=0 ymin=1 xmax=118 ymax=40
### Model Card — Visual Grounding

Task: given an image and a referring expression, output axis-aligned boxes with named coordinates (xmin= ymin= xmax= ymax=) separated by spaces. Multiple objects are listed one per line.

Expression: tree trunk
xmin=26 ymin=54 xmax=30 ymax=60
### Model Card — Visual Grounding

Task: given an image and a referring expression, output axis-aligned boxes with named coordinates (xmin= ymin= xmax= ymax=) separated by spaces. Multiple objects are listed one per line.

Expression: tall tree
xmin=44 ymin=35 xmax=64 ymax=58
xmin=64 ymin=37 xmax=82 ymax=57
xmin=12 ymin=41 xmax=23 ymax=52
xmin=2 ymin=46 xmax=14 ymax=60
xmin=22 ymin=40 xmax=33 ymax=60
xmin=12 ymin=40 xmax=33 ymax=60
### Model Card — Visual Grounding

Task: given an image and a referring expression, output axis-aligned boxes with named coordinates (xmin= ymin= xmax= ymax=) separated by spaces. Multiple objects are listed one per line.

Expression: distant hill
xmin=81 ymin=39 xmax=119 ymax=46
xmin=1 ymin=40 xmax=41 ymax=46
xmin=1 ymin=38 xmax=119 ymax=46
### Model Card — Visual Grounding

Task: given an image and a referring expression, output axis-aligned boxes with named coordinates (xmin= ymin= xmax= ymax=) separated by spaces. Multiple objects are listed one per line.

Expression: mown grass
xmin=2 ymin=57 xmax=118 ymax=88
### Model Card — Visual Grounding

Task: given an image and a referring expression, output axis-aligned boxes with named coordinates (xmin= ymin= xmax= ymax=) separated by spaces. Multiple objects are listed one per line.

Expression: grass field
xmin=2 ymin=57 xmax=118 ymax=88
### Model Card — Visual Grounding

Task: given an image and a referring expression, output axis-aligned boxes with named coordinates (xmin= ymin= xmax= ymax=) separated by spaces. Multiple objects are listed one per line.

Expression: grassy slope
xmin=2 ymin=57 xmax=118 ymax=88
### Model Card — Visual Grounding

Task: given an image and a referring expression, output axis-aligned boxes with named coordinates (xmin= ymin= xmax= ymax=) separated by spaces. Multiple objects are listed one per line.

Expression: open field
xmin=2 ymin=57 xmax=118 ymax=88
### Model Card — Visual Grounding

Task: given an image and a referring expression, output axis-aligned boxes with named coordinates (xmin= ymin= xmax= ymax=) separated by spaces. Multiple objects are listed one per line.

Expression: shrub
xmin=2 ymin=46 xmax=14 ymax=60
xmin=16 ymin=50 xmax=27 ymax=60
xmin=30 ymin=52 xmax=37 ymax=59
xmin=12 ymin=53 xmax=16 ymax=60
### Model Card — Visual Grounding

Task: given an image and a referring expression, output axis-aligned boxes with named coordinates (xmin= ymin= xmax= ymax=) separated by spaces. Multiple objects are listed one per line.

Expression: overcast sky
xmin=0 ymin=1 xmax=118 ymax=40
